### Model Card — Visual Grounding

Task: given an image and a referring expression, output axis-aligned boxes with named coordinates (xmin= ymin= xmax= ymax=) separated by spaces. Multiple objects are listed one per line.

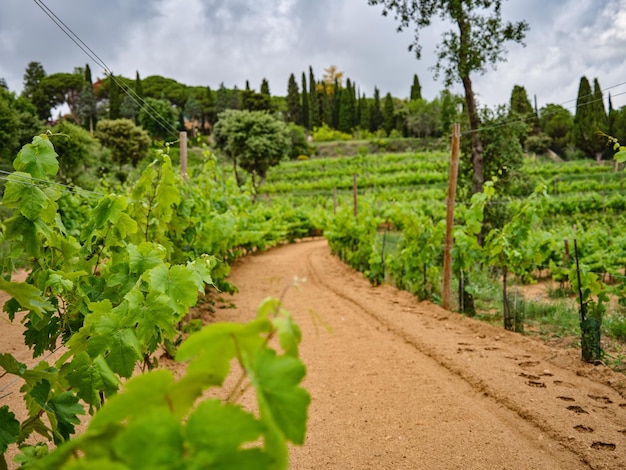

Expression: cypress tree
xmin=80 ymin=63 xmax=97 ymax=131
xmin=230 ymin=85 xmax=241 ymax=110
xmin=135 ymin=71 xmax=143 ymax=98
xmin=260 ymin=78 xmax=270 ymax=97
xmin=286 ymin=73 xmax=301 ymax=124
xmin=592 ymin=78 xmax=608 ymax=159
xmin=359 ymin=93 xmax=371 ymax=131
xmin=574 ymin=76 xmax=608 ymax=160
xmin=301 ymin=72 xmax=310 ymax=130
xmin=332 ymin=79 xmax=340 ymax=128
xmin=410 ymin=74 xmax=422 ymax=101
xmin=338 ymin=79 xmax=355 ymax=133
xmin=215 ymin=82 xmax=230 ymax=116
xmin=509 ymin=84 xmax=536 ymax=139
xmin=309 ymin=66 xmax=320 ymax=128
xmin=370 ymin=87 xmax=383 ymax=132
xmin=108 ymin=74 xmax=121 ymax=119
xmin=382 ymin=92 xmax=395 ymax=134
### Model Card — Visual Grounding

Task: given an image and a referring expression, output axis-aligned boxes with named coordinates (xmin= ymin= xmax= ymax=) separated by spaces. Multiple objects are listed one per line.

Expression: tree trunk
xmin=461 ymin=75 xmax=484 ymax=195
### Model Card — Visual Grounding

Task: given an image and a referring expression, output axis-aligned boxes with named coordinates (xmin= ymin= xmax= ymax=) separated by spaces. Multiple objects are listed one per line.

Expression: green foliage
xmin=312 ymin=123 xmax=352 ymax=142
xmin=0 ymin=135 xmax=312 ymax=467
xmin=22 ymin=61 xmax=50 ymax=121
xmin=539 ymin=104 xmax=574 ymax=155
xmin=137 ymin=97 xmax=178 ymax=140
xmin=286 ymin=123 xmax=312 ymax=160
xmin=406 ymin=98 xmax=442 ymax=137
xmin=50 ymin=120 xmax=101 ymax=185
xmin=213 ymin=109 xmax=290 ymax=192
xmin=40 ymin=72 xmax=85 ymax=123
xmin=95 ymin=119 xmax=151 ymax=169
xmin=524 ymin=133 xmax=552 ymax=155
xmin=15 ymin=298 xmax=309 ymax=470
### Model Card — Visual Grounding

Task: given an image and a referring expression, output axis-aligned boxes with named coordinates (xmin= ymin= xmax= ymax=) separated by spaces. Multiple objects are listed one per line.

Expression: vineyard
xmin=260 ymin=148 xmax=626 ymax=361
xmin=2 ymin=134 xmax=626 ymax=468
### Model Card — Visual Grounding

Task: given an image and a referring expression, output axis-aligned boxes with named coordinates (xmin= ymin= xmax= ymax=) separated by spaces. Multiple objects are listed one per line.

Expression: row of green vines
xmin=0 ymin=135 xmax=311 ymax=468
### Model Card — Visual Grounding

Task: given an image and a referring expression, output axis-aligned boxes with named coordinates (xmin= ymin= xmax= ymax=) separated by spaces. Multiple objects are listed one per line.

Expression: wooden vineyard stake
xmin=442 ymin=123 xmax=460 ymax=310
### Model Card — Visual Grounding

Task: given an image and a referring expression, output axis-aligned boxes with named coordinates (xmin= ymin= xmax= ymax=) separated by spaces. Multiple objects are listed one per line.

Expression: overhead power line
xmin=31 ymin=0 xmax=181 ymax=140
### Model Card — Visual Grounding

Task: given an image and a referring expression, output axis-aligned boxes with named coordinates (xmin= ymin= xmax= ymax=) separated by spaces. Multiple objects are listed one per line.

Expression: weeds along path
xmin=219 ymin=238 xmax=626 ymax=470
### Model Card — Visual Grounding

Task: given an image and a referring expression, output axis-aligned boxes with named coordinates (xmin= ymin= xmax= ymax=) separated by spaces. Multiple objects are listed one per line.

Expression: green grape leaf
xmin=249 ymin=349 xmax=310 ymax=445
xmin=0 ymin=353 xmax=27 ymax=376
xmin=48 ymin=391 xmax=84 ymax=441
xmin=146 ymin=264 xmax=198 ymax=316
xmin=615 ymin=149 xmax=626 ymax=163
xmin=30 ymin=380 xmax=52 ymax=411
xmin=176 ymin=320 xmax=270 ymax=384
xmin=112 ymin=412 xmax=183 ymax=469
xmin=105 ymin=328 xmax=142 ymax=378
xmin=0 ymin=277 xmax=54 ymax=317
xmin=89 ymin=370 xmax=175 ymax=432
xmin=128 ymin=242 xmax=165 ymax=274
xmin=186 ymin=256 xmax=215 ymax=291
xmin=2 ymin=214 xmax=41 ymax=257
xmin=185 ymin=399 xmax=263 ymax=452
xmin=0 ymin=406 xmax=20 ymax=453
xmin=175 ymin=323 xmax=240 ymax=381
xmin=189 ymin=449 xmax=273 ymax=470
xmin=273 ymin=313 xmax=302 ymax=357
xmin=84 ymin=303 xmax=142 ymax=378
xmin=13 ymin=135 xmax=59 ymax=178
xmin=65 ymin=352 xmax=121 ymax=410
xmin=2 ymin=175 xmax=48 ymax=221
xmin=123 ymin=289 xmax=176 ymax=345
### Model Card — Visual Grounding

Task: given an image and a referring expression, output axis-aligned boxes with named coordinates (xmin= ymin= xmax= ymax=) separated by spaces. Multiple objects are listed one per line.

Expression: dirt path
xmin=2 ymin=239 xmax=626 ymax=469
xmin=218 ymin=239 xmax=626 ymax=469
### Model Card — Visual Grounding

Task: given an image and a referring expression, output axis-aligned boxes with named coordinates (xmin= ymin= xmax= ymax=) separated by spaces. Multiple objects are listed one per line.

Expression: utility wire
xmin=0 ymin=170 xmax=106 ymax=199
xmin=31 ymin=0 xmax=181 ymax=140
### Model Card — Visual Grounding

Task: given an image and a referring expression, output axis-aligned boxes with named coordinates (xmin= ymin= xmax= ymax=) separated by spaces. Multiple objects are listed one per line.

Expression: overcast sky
xmin=2 ymin=0 xmax=626 ymax=113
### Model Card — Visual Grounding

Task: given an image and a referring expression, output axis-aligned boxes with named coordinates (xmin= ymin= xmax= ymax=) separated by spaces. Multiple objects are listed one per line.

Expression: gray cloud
xmin=1 ymin=0 xmax=625 ymax=111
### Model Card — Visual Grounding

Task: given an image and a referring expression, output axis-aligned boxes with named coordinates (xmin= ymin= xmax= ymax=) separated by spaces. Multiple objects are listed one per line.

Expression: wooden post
xmin=179 ymin=131 xmax=188 ymax=181
xmin=442 ymin=123 xmax=461 ymax=310
xmin=352 ymin=173 xmax=358 ymax=218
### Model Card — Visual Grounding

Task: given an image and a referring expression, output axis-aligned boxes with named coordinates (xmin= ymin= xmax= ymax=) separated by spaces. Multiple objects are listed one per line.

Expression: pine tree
xmin=410 ymin=74 xmax=422 ymax=101
xmin=286 ymin=73 xmax=301 ymax=124
xmin=23 ymin=61 xmax=50 ymax=120
xmin=301 ymin=72 xmax=310 ymax=130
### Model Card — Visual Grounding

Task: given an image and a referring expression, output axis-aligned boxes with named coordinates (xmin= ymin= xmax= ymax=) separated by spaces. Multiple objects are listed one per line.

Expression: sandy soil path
xmin=2 ymin=239 xmax=626 ymax=469
xmin=219 ymin=239 xmax=626 ymax=470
